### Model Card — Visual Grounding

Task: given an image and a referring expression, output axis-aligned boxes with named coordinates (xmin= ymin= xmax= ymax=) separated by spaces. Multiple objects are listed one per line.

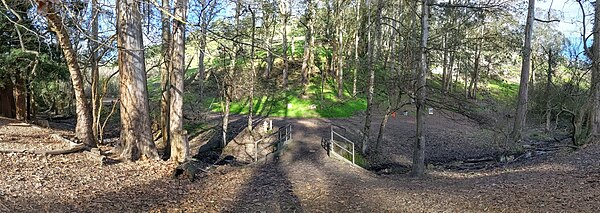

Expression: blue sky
xmin=538 ymin=0 xmax=586 ymax=40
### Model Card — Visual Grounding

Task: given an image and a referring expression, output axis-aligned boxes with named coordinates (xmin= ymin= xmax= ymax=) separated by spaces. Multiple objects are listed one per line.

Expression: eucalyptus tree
xmin=159 ymin=0 xmax=172 ymax=153
xmin=169 ymin=0 xmax=190 ymax=163
xmin=279 ymin=0 xmax=290 ymax=88
xmin=191 ymin=0 xmax=220 ymax=101
xmin=510 ymin=0 xmax=535 ymax=142
xmin=300 ymin=0 xmax=315 ymax=96
xmin=36 ymin=0 xmax=96 ymax=148
xmin=361 ymin=0 xmax=376 ymax=155
xmin=116 ymin=0 xmax=158 ymax=160
xmin=589 ymin=0 xmax=600 ymax=141
xmin=412 ymin=0 xmax=430 ymax=177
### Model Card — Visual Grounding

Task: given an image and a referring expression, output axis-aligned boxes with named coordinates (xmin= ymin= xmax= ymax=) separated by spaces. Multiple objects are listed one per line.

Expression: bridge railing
xmin=324 ymin=125 xmax=355 ymax=165
xmin=253 ymin=124 xmax=293 ymax=162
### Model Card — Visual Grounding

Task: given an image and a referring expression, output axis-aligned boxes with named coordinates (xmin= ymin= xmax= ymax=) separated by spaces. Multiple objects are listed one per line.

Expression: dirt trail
xmin=225 ymin=117 xmax=600 ymax=212
xmin=1 ymin=116 xmax=599 ymax=212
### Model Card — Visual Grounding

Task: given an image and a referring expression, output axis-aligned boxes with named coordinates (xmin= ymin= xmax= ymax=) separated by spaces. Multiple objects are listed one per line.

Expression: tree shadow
xmin=194 ymin=116 xmax=265 ymax=159
xmin=223 ymin=161 xmax=304 ymax=212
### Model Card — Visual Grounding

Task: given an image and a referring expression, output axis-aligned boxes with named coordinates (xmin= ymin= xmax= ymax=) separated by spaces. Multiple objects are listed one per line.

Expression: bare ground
xmin=0 ymin=114 xmax=599 ymax=212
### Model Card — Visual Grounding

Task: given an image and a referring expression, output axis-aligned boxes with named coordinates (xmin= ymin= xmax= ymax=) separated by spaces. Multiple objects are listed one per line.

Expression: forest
xmin=0 ymin=0 xmax=599 ymax=211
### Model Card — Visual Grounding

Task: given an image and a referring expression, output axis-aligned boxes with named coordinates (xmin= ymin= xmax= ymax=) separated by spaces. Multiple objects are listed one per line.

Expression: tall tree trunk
xmin=375 ymin=99 xmax=391 ymax=152
xmin=169 ymin=0 xmax=189 ymax=163
xmin=469 ymin=45 xmax=481 ymax=99
xmin=196 ymin=37 xmax=206 ymax=99
xmin=373 ymin=0 xmax=383 ymax=60
xmin=301 ymin=0 xmax=313 ymax=96
xmin=222 ymin=79 xmax=231 ymax=148
xmin=194 ymin=0 xmax=212 ymax=104
xmin=446 ymin=53 xmax=454 ymax=91
xmin=265 ymin=23 xmax=275 ymax=78
xmin=464 ymin=54 xmax=469 ymax=98
xmin=337 ymin=24 xmax=344 ymax=98
xmin=545 ymin=48 xmax=553 ymax=132
xmin=441 ymin=34 xmax=448 ymax=92
xmin=160 ymin=0 xmax=172 ymax=152
xmin=412 ymin=0 xmax=429 ymax=177
xmin=361 ymin=0 xmax=375 ymax=155
xmin=117 ymin=0 xmax=158 ymax=160
xmin=43 ymin=3 xmax=95 ymax=147
xmin=530 ymin=55 xmax=535 ymax=95
xmin=280 ymin=0 xmax=289 ymax=88
xmin=14 ymin=70 xmax=26 ymax=121
xmin=291 ymin=33 xmax=295 ymax=61
xmin=352 ymin=0 xmax=361 ymax=97
xmin=510 ymin=0 xmax=535 ymax=142
xmin=248 ymin=6 xmax=257 ymax=132
xmin=308 ymin=7 xmax=316 ymax=79
xmin=0 ymin=81 xmax=15 ymax=118
xmin=91 ymin=0 xmax=100 ymax=142
xmin=589 ymin=0 xmax=600 ymax=139
xmin=221 ymin=66 xmax=235 ymax=148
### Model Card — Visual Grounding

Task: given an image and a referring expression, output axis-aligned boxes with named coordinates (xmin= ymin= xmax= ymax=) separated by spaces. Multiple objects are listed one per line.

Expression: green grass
xmin=184 ymin=122 xmax=211 ymax=135
xmin=209 ymin=78 xmax=367 ymax=118
xmin=487 ymin=79 xmax=518 ymax=104
xmin=335 ymin=147 xmax=368 ymax=167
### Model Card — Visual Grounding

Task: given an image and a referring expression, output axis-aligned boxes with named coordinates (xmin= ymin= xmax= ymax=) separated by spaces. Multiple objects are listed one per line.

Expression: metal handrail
xmin=331 ymin=141 xmax=353 ymax=154
xmin=253 ymin=124 xmax=292 ymax=161
xmin=329 ymin=125 xmax=355 ymax=164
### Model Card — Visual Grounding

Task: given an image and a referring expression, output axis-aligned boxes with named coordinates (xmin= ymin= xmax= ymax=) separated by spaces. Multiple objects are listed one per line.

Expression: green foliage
xmin=486 ymin=79 xmax=518 ymax=105
xmin=337 ymin=149 xmax=368 ymax=168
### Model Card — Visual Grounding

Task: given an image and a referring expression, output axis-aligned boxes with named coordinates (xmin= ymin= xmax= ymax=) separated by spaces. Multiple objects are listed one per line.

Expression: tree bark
xmin=117 ymin=0 xmax=158 ymax=160
xmin=375 ymin=100 xmax=391 ymax=152
xmin=169 ymin=0 xmax=189 ymax=163
xmin=264 ymin=23 xmax=275 ymax=78
xmin=589 ymin=0 xmax=600 ymax=139
xmin=160 ymin=0 xmax=172 ymax=153
xmin=337 ymin=24 xmax=344 ymax=98
xmin=352 ymin=0 xmax=361 ymax=97
xmin=301 ymin=0 xmax=314 ymax=96
xmin=222 ymin=85 xmax=230 ymax=148
xmin=412 ymin=0 xmax=429 ymax=177
xmin=248 ymin=6 xmax=257 ymax=133
xmin=361 ymin=0 xmax=375 ymax=155
xmin=280 ymin=1 xmax=289 ymax=89
xmin=43 ymin=3 xmax=95 ymax=147
xmin=510 ymin=0 xmax=535 ymax=142
xmin=441 ymin=34 xmax=448 ymax=93
xmin=545 ymin=48 xmax=553 ymax=132
xmin=446 ymin=53 xmax=454 ymax=92
xmin=0 ymin=81 xmax=15 ymax=118
xmin=469 ymin=44 xmax=481 ymax=99
xmin=91 ymin=0 xmax=100 ymax=143
xmin=14 ymin=70 xmax=26 ymax=121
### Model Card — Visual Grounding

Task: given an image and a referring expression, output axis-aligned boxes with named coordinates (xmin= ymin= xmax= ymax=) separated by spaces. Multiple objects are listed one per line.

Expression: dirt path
xmin=218 ymin=117 xmax=600 ymax=212
xmin=1 ymin=116 xmax=599 ymax=212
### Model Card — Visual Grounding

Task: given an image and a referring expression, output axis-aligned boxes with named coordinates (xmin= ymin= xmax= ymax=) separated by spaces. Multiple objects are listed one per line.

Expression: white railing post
xmin=255 ymin=141 xmax=258 ymax=162
xmin=330 ymin=125 xmax=333 ymax=142
xmin=352 ymin=143 xmax=355 ymax=164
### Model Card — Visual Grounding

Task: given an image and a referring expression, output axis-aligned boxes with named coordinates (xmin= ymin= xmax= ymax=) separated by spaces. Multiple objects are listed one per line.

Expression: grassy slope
xmin=146 ymin=34 xmax=518 ymax=119
xmin=208 ymin=78 xmax=367 ymax=118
